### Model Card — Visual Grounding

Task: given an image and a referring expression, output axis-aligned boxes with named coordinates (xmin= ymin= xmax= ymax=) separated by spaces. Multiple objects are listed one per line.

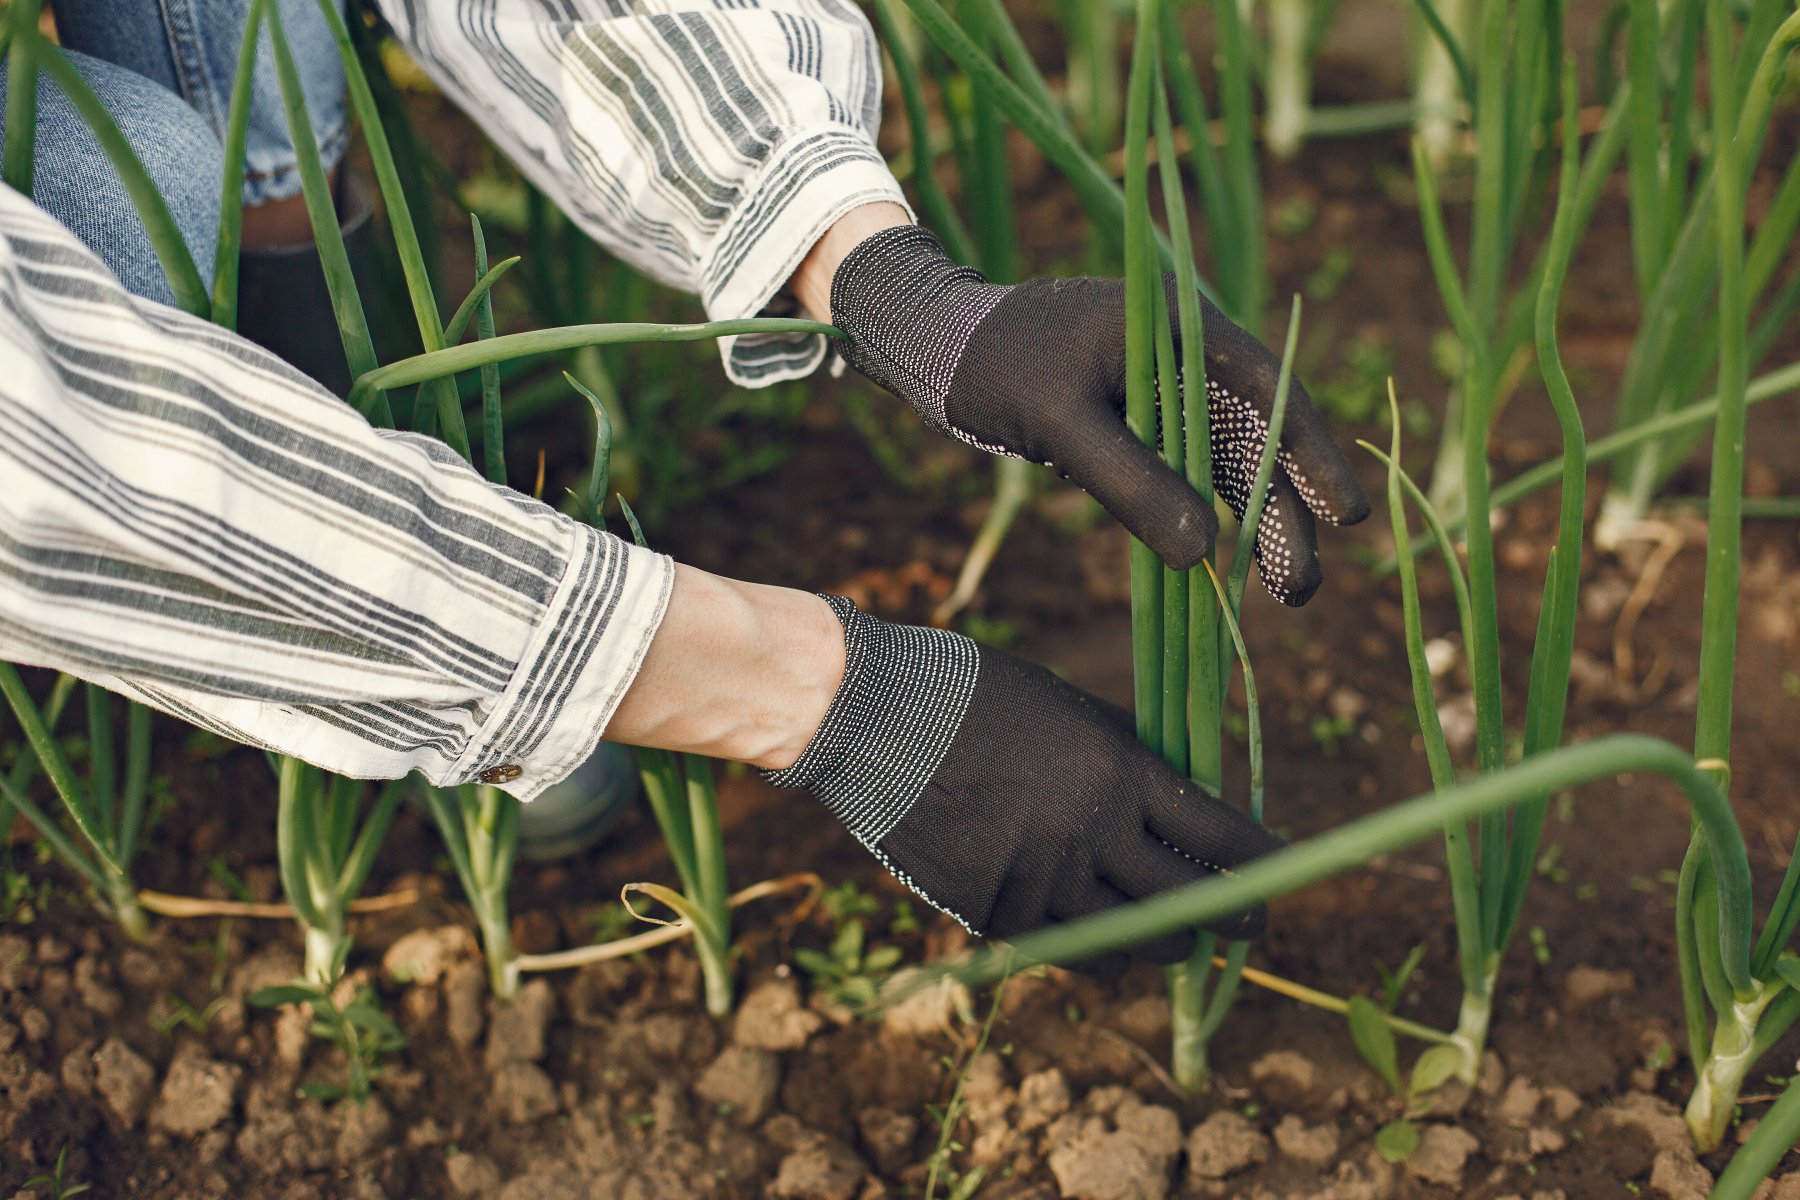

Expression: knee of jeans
xmin=0 ymin=51 xmax=223 ymax=307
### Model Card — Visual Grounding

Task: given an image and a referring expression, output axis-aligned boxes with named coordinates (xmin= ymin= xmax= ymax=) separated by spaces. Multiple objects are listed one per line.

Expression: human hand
xmin=762 ymin=597 xmax=1283 ymax=969
xmin=829 ymin=225 xmax=1370 ymax=604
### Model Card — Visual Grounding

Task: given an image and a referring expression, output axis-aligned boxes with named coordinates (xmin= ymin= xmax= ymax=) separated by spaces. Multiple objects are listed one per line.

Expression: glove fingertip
xmin=1149 ymin=499 xmax=1219 ymax=571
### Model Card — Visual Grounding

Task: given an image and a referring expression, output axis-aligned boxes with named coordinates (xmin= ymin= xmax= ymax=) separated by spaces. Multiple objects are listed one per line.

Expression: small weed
xmin=793 ymin=916 xmax=903 ymax=1012
xmin=820 ymin=881 xmax=880 ymax=924
xmin=958 ymin=613 xmax=1019 ymax=648
xmin=1375 ymin=944 xmax=1426 ymax=1012
xmin=1310 ymin=712 xmax=1356 ymax=756
xmin=1536 ymin=842 xmax=1570 ymax=883
xmin=1374 ymin=1119 xmax=1419 ymax=1164
xmin=1314 ymin=336 xmax=1395 ymax=424
xmin=150 ymin=993 xmax=228 ymax=1036
xmin=586 ymin=901 xmax=636 ymax=944
xmin=23 ymin=1147 xmax=90 ymax=1199
xmin=1271 ymin=196 xmax=1317 ymax=238
xmin=249 ymin=982 xmax=405 ymax=1103
xmin=924 ymin=970 xmax=1010 ymax=1200
xmin=1529 ymin=925 xmax=1552 ymax=966
xmin=1305 ymin=246 xmax=1354 ymax=301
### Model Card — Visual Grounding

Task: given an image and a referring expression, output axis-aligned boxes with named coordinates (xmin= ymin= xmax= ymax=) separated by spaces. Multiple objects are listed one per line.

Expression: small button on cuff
xmin=478 ymin=764 xmax=522 ymax=785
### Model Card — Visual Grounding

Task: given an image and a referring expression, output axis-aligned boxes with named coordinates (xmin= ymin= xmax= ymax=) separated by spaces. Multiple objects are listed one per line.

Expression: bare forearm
xmin=603 ymin=565 xmax=845 ymax=770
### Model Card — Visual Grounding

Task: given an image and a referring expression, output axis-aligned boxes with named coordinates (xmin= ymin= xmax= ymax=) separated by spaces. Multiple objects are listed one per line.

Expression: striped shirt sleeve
xmin=377 ymin=0 xmax=910 ymax=388
xmin=0 ymin=186 xmax=673 ymax=801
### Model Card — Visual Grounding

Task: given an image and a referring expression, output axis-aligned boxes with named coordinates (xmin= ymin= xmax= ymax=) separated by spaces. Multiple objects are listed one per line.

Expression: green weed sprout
xmin=249 ymin=980 xmax=406 ymax=1102
xmin=0 ymin=672 xmax=151 ymax=940
xmin=1672 ymin=0 xmax=1800 ymax=1155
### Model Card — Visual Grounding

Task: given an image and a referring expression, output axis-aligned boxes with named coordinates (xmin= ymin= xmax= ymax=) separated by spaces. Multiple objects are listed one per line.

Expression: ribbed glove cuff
xmin=760 ymin=595 xmax=978 ymax=849
xmin=828 ymin=225 xmax=1010 ymax=445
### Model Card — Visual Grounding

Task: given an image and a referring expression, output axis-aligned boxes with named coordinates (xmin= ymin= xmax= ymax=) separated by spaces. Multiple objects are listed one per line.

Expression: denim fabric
xmin=0 ymin=53 xmax=221 ymax=307
xmin=54 ymin=0 xmax=349 ymax=205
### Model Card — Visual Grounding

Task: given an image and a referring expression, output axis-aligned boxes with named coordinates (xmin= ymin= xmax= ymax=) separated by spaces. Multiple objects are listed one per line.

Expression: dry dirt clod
xmin=855 ymin=1106 xmax=918 ymax=1177
xmin=91 ymin=1037 xmax=156 ymax=1129
xmin=0 ymin=933 xmax=34 ymax=992
xmin=1750 ymin=1173 xmax=1800 ymax=1200
xmin=1185 ymin=1111 xmax=1270 ymax=1181
xmin=1403 ymin=1125 xmax=1480 ymax=1188
xmin=879 ymin=969 xmax=970 ymax=1039
xmin=1596 ymin=1091 xmax=1691 ymax=1155
xmin=334 ymin=1097 xmax=393 ymax=1163
xmin=694 ymin=1045 xmax=780 ymax=1125
xmin=1049 ymin=1122 xmax=1173 ymax=1200
xmin=485 ymin=977 xmax=555 ymax=1070
xmin=1496 ymin=1076 xmax=1544 ymax=1126
xmin=17 ymin=1005 xmax=50 ymax=1043
xmin=1651 ymin=1149 xmax=1715 ymax=1200
xmin=444 ymin=1153 xmax=503 ymax=1198
xmin=768 ymin=1135 xmax=869 ymax=1200
xmin=491 ymin=1061 xmax=560 ymax=1123
xmin=1562 ymin=965 xmax=1635 ymax=1012
xmin=1015 ymin=1068 xmax=1071 ymax=1132
xmin=497 ymin=1164 xmax=585 ymax=1200
xmin=1541 ymin=1085 xmax=1581 ymax=1121
xmin=150 ymin=1042 xmax=242 ymax=1137
xmin=73 ymin=954 xmax=121 ymax=1017
xmin=382 ymin=925 xmax=472 ymax=987
xmin=1273 ymin=1113 xmax=1342 ymax=1166
xmin=442 ymin=959 xmax=487 ymax=1050
xmin=1249 ymin=1049 xmax=1318 ymax=1107
xmin=734 ymin=979 xmax=824 ymax=1051
xmin=1528 ymin=1127 xmax=1567 ymax=1156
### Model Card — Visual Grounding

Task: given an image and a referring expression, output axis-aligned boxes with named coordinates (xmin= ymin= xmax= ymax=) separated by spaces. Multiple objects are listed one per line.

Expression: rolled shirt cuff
xmin=448 ymin=528 xmax=674 ymax=801
xmin=698 ymin=131 xmax=911 ymax=389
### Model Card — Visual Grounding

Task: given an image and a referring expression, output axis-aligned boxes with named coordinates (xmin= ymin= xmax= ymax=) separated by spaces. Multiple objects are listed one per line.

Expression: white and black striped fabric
xmin=0 ymin=187 xmax=673 ymax=799
xmin=378 ymin=0 xmax=909 ymax=386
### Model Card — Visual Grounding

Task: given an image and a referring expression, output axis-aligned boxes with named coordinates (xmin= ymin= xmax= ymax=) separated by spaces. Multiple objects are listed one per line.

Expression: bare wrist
xmin=786 ymin=201 xmax=912 ymax=323
xmin=602 ymin=565 xmax=844 ymax=770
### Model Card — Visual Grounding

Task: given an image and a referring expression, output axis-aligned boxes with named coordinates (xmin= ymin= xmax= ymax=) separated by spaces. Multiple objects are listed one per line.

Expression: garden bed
xmin=4 ymin=15 xmax=1800 ymax=1200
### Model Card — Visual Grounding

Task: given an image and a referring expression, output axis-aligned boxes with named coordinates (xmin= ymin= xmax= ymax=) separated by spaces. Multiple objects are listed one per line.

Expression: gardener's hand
xmin=762 ymin=597 xmax=1284 ymax=968
xmin=822 ymin=223 xmax=1370 ymax=604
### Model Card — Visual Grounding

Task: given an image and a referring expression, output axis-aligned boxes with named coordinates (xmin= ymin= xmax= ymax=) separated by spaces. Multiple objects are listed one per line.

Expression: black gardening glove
xmin=831 ymin=225 xmax=1371 ymax=605
xmin=763 ymin=597 xmax=1284 ymax=969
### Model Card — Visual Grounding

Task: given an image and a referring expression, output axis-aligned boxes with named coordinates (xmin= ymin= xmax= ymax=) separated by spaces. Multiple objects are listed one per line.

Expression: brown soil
xmin=5 ymin=5 xmax=1800 ymax=1198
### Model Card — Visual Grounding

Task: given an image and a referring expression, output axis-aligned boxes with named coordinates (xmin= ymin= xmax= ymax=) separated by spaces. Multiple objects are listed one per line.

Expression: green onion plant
xmin=1594 ymin=3 xmax=1800 ymax=547
xmin=1671 ymin=0 xmax=1800 ymax=1154
xmin=1369 ymin=52 xmax=1589 ymax=1082
xmin=275 ymin=759 xmax=403 ymax=984
xmin=0 ymin=671 xmax=151 ymax=939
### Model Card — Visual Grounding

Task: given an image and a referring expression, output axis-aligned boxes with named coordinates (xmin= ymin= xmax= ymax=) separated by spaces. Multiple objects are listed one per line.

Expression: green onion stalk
xmin=0 ymin=671 xmax=152 ymax=940
xmin=939 ymin=734 xmax=1757 ymax=985
xmin=1384 ymin=49 xmax=1587 ymax=1083
xmin=1595 ymin=5 xmax=1800 ymax=548
xmin=275 ymin=761 xmax=404 ymax=985
xmin=568 ymin=373 xmax=738 ymax=1017
xmin=1674 ymin=0 xmax=1800 ymax=1156
xmin=1263 ymin=0 xmax=1313 ymax=160
xmin=0 ymin=6 xmax=266 ymax=941
xmin=1120 ymin=0 xmax=1299 ymax=1089
xmin=1419 ymin=0 xmax=1560 ymax=518
xmin=1411 ymin=0 xmax=1473 ymax=170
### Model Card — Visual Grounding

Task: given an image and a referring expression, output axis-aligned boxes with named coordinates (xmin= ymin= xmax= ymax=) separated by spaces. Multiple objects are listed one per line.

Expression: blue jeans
xmin=0 ymin=0 xmax=346 ymax=306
